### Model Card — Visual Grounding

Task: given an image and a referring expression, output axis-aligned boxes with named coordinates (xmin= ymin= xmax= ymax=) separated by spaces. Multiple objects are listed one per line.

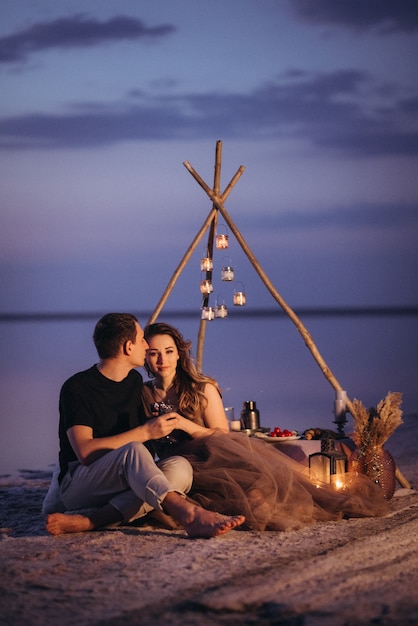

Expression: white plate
xmin=254 ymin=433 xmax=301 ymax=442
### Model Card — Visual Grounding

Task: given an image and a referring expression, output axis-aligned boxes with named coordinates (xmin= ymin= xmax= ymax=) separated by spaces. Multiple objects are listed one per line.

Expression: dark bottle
xmin=240 ymin=401 xmax=260 ymax=430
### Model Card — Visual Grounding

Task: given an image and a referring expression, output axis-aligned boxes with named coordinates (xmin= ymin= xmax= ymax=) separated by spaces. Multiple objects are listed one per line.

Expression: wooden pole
xmin=196 ymin=141 xmax=222 ymax=371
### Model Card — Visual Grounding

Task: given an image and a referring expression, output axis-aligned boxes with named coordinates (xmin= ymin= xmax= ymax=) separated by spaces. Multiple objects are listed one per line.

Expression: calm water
xmin=1 ymin=313 xmax=417 ymax=476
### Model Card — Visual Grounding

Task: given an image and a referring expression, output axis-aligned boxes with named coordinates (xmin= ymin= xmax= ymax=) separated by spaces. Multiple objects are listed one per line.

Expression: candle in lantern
xmin=201 ymin=306 xmax=215 ymax=320
xmin=216 ymin=233 xmax=229 ymax=249
xmin=221 ymin=265 xmax=234 ymax=281
xmin=200 ymin=257 xmax=213 ymax=272
xmin=200 ymin=279 xmax=213 ymax=294
xmin=230 ymin=419 xmax=241 ymax=431
xmin=309 ymin=449 xmax=347 ymax=490
xmin=233 ymin=291 xmax=246 ymax=306
xmin=233 ymin=281 xmax=246 ymax=306
xmin=215 ymin=304 xmax=228 ymax=318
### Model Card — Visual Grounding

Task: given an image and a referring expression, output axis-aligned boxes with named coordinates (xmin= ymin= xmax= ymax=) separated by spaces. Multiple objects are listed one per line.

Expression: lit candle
xmin=309 ymin=450 xmax=347 ymax=489
xmin=201 ymin=306 xmax=215 ymax=320
xmin=221 ymin=266 xmax=234 ymax=281
xmin=233 ymin=291 xmax=246 ymax=306
xmin=216 ymin=233 xmax=229 ymax=249
xmin=215 ymin=304 xmax=228 ymax=318
xmin=200 ymin=257 xmax=213 ymax=272
xmin=200 ymin=279 xmax=213 ymax=294
xmin=332 ymin=477 xmax=345 ymax=490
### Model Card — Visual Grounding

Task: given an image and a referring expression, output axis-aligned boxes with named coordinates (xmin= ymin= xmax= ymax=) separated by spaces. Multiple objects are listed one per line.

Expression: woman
xmin=142 ymin=322 xmax=389 ymax=531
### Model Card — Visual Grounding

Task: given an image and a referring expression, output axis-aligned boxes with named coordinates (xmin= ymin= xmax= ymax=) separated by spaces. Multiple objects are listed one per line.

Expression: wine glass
xmin=151 ymin=402 xmax=176 ymax=443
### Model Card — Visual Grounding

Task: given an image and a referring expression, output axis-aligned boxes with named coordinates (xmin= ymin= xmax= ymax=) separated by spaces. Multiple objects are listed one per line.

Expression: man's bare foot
xmin=46 ymin=513 xmax=94 ymax=535
xmin=181 ymin=505 xmax=245 ymax=539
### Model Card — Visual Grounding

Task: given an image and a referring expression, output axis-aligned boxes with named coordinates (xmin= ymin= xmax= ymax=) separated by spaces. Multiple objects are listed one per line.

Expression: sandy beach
xmin=1 ymin=415 xmax=418 ymax=626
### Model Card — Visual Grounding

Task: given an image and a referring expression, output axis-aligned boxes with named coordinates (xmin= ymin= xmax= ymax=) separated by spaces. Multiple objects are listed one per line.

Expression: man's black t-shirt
xmin=58 ymin=365 xmax=147 ymax=482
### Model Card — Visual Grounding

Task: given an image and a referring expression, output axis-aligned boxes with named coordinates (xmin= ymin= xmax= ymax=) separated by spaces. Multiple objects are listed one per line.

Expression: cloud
xmin=0 ymin=69 xmax=417 ymax=157
xmin=289 ymin=0 xmax=418 ymax=34
xmin=0 ymin=14 xmax=175 ymax=63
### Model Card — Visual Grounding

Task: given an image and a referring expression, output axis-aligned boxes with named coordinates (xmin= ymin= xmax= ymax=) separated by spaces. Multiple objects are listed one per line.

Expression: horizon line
xmin=1 ymin=305 xmax=418 ymax=323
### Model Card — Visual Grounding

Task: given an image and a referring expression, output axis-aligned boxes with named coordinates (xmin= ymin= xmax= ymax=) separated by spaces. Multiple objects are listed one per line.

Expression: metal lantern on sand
xmin=309 ymin=438 xmax=348 ymax=490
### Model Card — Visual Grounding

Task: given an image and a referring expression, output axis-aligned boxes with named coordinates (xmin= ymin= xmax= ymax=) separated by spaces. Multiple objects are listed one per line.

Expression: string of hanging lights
xmin=199 ymin=223 xmax=246 ymax=321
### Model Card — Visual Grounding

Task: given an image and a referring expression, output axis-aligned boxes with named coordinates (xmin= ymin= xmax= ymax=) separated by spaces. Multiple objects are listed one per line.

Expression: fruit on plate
xmin=303 ymin=428 xmax=338 ymax=440
xmin=303 ymin=428 xmax=320 ymax=440
xmin=269 ymin=427 xmax=298 ymax=438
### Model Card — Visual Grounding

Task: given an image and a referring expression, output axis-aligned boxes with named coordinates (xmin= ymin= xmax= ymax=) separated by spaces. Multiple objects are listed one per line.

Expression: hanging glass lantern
xmin=200 ymin=278 xmax=214 ymax=294
xmin=309 ymin=438 xmax=347 ymax=490
xmin=215 ymin=303 xmax=228 ymax=318
xmin=233 ymin=282 xmax=246 ymax=306
xmin=221 ymin=258 xmax=234 ymax=281
xmin=200 ymin=256 xmax=213 ymax=272
xmin=201 ymin=306 xmax=215 ymax=321
xmin=216 ymin=224 xmax=229 ymax=249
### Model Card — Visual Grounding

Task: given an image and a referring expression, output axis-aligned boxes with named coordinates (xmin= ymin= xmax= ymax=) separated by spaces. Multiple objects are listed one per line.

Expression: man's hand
xmin=146 ymin=414 xmax=179 ymax=440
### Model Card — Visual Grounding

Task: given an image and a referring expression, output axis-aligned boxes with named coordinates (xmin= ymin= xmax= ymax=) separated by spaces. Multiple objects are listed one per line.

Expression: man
xmin=46 ymin=313 xmax=244 ymax=538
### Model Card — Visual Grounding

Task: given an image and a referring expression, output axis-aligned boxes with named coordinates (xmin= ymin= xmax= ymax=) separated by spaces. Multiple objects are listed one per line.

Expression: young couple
xmin=46 ymin=313 xmax=244 ymax=539
xmin=46 ymin=313 xmax=388 ymax=538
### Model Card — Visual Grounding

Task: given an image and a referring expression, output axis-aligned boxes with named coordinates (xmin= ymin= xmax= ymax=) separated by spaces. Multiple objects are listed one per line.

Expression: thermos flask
xmin=240 ymin=401 xmax=260 ymax=430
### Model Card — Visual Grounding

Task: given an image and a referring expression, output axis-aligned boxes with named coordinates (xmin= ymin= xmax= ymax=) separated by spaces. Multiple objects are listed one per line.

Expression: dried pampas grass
xmin=351 ymin=391 xmax=403 ymax=453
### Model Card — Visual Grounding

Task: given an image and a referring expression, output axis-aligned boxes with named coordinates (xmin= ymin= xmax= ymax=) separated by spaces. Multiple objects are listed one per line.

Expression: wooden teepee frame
xmin=147 ymin=141 xmax=353 ymax=410
xmin=146 ymin=140 xmax=409 ymax=489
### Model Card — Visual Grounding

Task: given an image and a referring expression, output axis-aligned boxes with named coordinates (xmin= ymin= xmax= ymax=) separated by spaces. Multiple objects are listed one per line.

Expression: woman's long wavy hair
xmin=144 ymin=322 xmax=221 ymax=420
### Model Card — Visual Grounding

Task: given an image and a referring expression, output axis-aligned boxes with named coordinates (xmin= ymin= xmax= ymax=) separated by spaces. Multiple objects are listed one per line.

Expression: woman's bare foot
xmin=46 ymin=513 xmax=94 ymax=535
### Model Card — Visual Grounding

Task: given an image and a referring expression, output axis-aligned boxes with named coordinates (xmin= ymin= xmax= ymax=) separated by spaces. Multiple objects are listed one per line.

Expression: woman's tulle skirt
xmin=165 ymin=431 xmax=389 ymax=531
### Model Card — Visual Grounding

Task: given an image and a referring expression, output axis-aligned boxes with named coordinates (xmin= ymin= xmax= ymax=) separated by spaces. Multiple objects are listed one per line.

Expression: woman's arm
xmin=175 ymin=382 xmax=229 ymax=437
